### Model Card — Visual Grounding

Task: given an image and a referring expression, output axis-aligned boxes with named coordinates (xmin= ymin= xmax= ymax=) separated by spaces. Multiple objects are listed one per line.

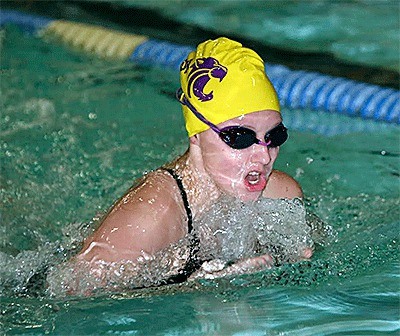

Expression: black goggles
xmin=218 ymin=123 xmax=288 ymax=149
xmin=176 ymin=88 xmax=288 ymax=150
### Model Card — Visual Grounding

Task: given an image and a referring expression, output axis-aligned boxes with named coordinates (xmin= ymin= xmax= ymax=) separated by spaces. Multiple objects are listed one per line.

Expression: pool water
xmin=106 ymin=0 xmax=400 ymax=71
xmin=1 ymin=22 xmax=399 ymax=336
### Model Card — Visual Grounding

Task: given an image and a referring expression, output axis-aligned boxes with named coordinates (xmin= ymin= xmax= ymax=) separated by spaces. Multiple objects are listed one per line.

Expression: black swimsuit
xmin=163 ymin=168 xmax=193 ymax=232
xmin=163 ymin=168 xmax=202 ymax=284
xmin=25 ymin=169 xmax=200 ymax=294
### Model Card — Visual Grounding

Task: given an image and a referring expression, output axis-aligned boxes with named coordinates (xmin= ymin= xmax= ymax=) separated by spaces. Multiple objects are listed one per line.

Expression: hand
xmin=189 ymin=254 xmax=274 ymax=281
xmin=302 ymin=247 xmax=313 ymax=259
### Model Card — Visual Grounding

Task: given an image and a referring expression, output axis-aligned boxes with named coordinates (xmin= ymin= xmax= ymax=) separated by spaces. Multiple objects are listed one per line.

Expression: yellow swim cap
xmin=179 ymin=37 xmax=280 ymax=137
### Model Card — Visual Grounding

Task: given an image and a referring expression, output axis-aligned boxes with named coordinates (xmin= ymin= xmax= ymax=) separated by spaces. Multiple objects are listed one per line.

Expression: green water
xmin=1 ymin=25 xmax=399 ymax=335
xmin=116 ymin=0 xmax=400 ymax=71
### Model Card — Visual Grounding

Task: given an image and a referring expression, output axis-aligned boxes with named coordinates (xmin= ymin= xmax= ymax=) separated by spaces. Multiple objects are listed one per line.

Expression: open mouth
xmin=247 ymin=171 xmax=261 ymax=185
xmin=244 ymin=171 xmax=267 ymax=191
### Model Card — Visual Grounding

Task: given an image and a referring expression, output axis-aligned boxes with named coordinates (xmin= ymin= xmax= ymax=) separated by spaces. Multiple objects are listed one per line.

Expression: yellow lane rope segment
xmin=40 ymin=20 xmax=148 ymax=60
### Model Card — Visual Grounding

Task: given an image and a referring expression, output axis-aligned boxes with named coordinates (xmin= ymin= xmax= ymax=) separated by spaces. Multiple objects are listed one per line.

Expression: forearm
xmin=47 ymin=237 xmax=192 ymax=296
xmin=189 ymin=254 xmax=274 ymax=281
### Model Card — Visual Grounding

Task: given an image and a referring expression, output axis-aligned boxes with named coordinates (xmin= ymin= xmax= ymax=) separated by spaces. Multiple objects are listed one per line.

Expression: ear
xmin=189 ymin=134 xmax=199 ymax=146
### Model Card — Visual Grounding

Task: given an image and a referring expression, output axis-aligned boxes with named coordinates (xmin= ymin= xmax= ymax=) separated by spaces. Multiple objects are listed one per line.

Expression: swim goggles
xmin=176 ymin=88 xmax=288 ymax=150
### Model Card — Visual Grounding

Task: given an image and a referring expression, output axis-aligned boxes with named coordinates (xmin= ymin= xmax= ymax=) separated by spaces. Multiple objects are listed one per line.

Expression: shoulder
xmin=111 ymin=170 xmax=182 ymax=215
xmin=110 ymin=170 xmax=187 ymax=233
xmin=263 ymin=170 xmax=303 ymax=199
xmin=78 ymin=169 xmax=188 ymax=262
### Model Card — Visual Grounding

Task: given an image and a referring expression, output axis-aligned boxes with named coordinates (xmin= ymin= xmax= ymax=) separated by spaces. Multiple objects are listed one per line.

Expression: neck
xmin=168 ymin=148 xmax=220 ymax=219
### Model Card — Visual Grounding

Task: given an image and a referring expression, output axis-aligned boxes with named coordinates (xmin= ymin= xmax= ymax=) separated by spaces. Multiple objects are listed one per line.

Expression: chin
xmin=237 ymin=192 xmax=263 ymax=202
xmin=225 ymin=188 xmax=263 ymax=202
xmin=215 ymin=179 xmax=264 ymax=202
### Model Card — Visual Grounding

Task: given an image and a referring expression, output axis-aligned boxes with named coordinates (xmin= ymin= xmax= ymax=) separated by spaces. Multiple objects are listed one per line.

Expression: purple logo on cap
xmin=181 ymin=57 xmax=227 ymax=102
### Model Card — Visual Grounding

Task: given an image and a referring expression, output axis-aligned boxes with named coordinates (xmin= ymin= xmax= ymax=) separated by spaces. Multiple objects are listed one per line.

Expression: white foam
xmin=194 ymin=196 xmax=314 ymax=264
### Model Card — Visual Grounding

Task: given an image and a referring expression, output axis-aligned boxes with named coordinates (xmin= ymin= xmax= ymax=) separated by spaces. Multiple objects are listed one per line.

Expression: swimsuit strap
xmin=162 ymin=168 xmax=202 ymax=283
xmin=163 ymin=168 xmax=193 ymax=232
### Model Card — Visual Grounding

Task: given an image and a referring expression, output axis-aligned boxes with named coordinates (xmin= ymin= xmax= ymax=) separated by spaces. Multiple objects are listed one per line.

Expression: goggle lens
xmin=266 ymin=123 xmax=288 ymax=147
xmin=219 ymin=123 xmax=288 ymax=149
xmin=175 ymin=89 xmax=288 ymax=150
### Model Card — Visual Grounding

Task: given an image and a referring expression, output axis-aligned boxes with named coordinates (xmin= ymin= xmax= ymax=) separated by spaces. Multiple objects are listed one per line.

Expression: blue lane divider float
xmin=266 ymin=65 xmax=399 ymax=123
xmin=1 ymin=9 xmax=399 ymax=125
xmin=130 ymin=39 xmax=193 ymax=70
xmin=0 ymin=8 xmax=52 ymax=34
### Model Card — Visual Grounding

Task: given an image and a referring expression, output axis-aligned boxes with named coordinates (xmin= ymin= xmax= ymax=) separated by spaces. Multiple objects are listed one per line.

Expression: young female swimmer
xmin=72 ymin=37 xmax=313 ymax=288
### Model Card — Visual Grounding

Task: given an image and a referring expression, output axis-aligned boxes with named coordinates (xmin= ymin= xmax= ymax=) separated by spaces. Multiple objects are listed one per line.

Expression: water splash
xmin=194 ymin=196 xmax=318 ymax=264
xmin=0 ymin=196 xmax=326 ymax=298
xmin=46 ymin=196 xmax=328 ymax=297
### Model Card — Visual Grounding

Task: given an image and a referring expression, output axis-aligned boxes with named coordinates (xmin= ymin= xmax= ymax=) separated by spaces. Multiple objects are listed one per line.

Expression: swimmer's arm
xmin=263 ymin=170 xmax=303 ymax=199
xmin=188 ymin=171 xmax=310 ymax=283
xmin=266 ymin=172 xmax=331 ymax=248
xmin=189 ymin=254 xmax=274 ymax=281
xmin=263 ymin=170 xmax=314 ymax=259
xmin=53 ymin=195 xmax=186 ymax=296
xmin=77 ymin=175 xmax=186 ymax=264
xmin=189 ymin=247 xmax=313 ymax=282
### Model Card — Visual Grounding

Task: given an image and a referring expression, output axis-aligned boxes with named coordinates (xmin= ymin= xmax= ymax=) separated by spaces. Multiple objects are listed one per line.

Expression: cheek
xmin=209 ymin=150 xmax=243 ymax=173
xmin=269 ymin=147 xmax=279 ymax=162
xmin=202 ymin=143 xmax=234 ymax=172
xmin=201 ymin=141 xmax=247 ymax=184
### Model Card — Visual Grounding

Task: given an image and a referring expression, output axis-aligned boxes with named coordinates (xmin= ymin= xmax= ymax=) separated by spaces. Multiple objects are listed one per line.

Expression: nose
xmin=249 ymin=143 xmax=272 ymax=165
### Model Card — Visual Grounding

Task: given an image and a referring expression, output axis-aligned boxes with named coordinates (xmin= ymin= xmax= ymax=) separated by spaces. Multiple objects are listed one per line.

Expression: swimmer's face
xmin=196 ymin=110 xmax=282 ymax=202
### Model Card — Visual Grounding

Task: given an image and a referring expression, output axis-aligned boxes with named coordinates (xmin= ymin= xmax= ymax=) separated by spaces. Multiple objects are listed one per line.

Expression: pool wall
xmin=1 ymin=10 xmax=399 ymax=124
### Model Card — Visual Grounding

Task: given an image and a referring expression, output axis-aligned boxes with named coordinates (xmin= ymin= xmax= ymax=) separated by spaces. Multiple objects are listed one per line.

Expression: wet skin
xmin=195 ymin=110 xmax=282 ymax=202
xmin=77 ymin=110 xmax=312 ymax=278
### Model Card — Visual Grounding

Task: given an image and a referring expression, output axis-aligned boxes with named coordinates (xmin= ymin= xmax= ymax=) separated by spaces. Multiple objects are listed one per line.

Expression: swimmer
xmin=69 ymin=37 xmax=313 ymax=290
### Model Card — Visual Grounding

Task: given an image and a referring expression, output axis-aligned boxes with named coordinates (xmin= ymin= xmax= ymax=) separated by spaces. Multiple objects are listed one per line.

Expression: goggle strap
xmin=176 ymin=89 xmax=222 ymax=135
xmin=176 ymin=88 xmax=285 ymax=149
xmin=257 ymin=139 xmax=271 ymax=147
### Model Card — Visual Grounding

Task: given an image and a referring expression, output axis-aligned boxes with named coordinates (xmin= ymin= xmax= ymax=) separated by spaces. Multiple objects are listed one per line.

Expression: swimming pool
xmin=1 ymin=2 xmax=399 ymax=335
